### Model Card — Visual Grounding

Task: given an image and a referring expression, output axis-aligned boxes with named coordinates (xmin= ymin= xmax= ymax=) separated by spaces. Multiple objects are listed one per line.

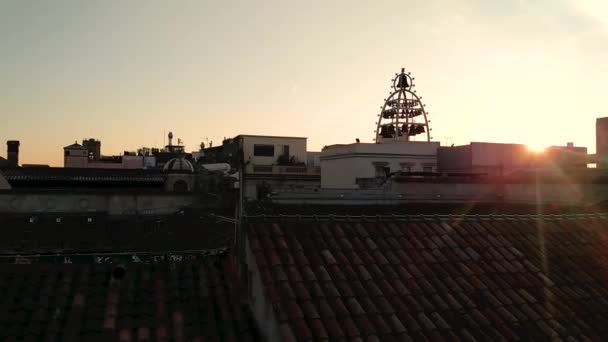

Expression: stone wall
xmin=0 ymin=192 xmax=197 ymax=215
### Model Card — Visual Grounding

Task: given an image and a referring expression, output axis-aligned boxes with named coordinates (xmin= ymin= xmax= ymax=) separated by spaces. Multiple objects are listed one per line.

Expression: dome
xmin=163 ymin=157 xmax=194 ymax=173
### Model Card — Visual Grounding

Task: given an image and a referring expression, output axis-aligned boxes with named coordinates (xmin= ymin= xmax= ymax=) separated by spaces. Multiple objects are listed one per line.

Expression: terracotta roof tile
xmin=342 ymin=316 xmax=361 ymax=338
xmin=285 ymin=300 xmax=304 ymax=319
xmin=307 ymin=281 xmax=325 ymax=299
xmin=354 ymin=315 xmax=377 ymax=337
xmin=300 ymin=265 xmax=316 ymax=281
xmin=417 ymin=312 xmax=437 ymax=331
xmin=358 ymin=296 xmax=379 ymax=316
xmin=323 ymin=317 xmax=345 ymax=339
xmin=345 ymin=297 xmax=365 ymax=316
xmin=247 ymin=215 xmax=608 ymax=340
xmin=330 ymin=297 xmax=350 ymax=317
xmin=293 ymin=318 xmax=313 ymax=340
xmin=0 ymin=256 xmax=257 ymax=341
xmin=334 ymin=280 xmax=353 ymax=298
xmin=308 ymin=318 xmax=328 ymax=340
xmin=317 ymin=298 xmax=336 ymax=318
xmin=273 ymin=266 xmax=289 ymax=282
xmin=402 ymin=296 xmax=423 ymax=312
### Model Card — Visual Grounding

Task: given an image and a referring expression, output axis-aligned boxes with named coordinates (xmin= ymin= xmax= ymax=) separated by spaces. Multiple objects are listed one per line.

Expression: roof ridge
xmin=243 ymin=213 xmax=608 ymax=222
xmin=0 ymin=247 xmax=229 ymax=264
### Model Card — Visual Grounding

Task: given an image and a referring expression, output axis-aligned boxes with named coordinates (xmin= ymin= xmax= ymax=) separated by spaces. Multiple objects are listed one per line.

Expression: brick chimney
xmin=7 ymin=140 xmax=20 ymax=168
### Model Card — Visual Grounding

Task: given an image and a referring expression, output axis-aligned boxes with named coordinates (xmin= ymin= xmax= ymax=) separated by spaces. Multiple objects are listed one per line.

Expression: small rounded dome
xmin=163 ymin=157 xmax=194 ymax=173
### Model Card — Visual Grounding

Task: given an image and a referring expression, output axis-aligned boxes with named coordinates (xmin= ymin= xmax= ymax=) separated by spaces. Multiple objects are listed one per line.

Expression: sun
xmin=526 ymin=143 xmax=546 ymax=153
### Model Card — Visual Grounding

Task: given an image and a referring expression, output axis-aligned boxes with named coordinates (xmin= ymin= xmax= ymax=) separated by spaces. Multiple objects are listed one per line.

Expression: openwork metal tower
xmin=375 ymin=68 xmax=431 ymax=143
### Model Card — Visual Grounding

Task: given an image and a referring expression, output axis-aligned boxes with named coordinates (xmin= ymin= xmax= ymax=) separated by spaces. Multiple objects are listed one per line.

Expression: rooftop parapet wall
xmin=0 ymin=193 xmax=198 ymax=215
xmin=321 ymin=141 xmax=439 ymax=159
xmin=268 ymin=180 xmax=608 ymax=207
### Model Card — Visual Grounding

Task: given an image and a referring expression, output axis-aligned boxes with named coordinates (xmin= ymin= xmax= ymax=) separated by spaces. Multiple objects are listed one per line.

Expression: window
xmin=64 ymin=150 xmax=70 ymax=156
xmin=253 ymin=144 xmax=274 ymax=157
xmin=423 ymin=166 xmax=433 ymax=173
xmin=282 ymin=145 xmax=290 ymax=157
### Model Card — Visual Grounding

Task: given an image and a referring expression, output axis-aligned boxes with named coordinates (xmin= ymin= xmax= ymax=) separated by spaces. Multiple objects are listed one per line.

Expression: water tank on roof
xmin=201 ymin=163 xmax=231 ymax=173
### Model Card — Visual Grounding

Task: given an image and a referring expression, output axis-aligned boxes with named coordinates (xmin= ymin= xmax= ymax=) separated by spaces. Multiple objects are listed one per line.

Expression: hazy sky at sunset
xmin=1 ymin=0 xmax=608 ymax=166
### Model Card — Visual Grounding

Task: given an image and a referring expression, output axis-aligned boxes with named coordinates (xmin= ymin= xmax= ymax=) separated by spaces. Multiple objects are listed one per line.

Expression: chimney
xmin=7 ymin=140 xmax=20 ymax=168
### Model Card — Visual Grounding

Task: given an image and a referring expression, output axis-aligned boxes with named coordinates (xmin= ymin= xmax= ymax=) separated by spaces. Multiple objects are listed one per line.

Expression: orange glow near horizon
xmin=526 ymin=144 xmax=546 ymax=153
xmin=1 ymin=1 xmax=607 ymax=166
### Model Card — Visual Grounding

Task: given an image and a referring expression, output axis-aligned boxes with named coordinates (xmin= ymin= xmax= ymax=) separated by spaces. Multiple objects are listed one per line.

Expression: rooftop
xmin=235 ymin=135 xmax=307 ymax=140
xmin=2 ymin=167 xmax=164 ymax=188
xmin=64 ymin=143 xmax=87 ymax=150
xmin=0 ymin=212 xmax=235 ymax=254
xmin=0 ymin=252 xmax=259 ymax=341
xmin=247 ymin=213 xmax=608 ymax=340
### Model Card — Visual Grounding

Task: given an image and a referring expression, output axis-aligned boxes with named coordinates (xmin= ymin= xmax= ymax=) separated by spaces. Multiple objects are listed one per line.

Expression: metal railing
xmin=248 ymin=164 xmax=320 ymax=175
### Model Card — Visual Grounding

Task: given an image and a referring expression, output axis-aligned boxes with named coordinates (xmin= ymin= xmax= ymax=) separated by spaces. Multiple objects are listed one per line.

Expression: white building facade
xmin=237 ymin=135 xmax=308 ymax=172
xmin=320 ymin=141 xmax=440 ymax=189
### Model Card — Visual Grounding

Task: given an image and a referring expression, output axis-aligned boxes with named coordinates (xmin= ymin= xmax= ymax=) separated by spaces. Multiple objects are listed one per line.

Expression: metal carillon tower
xmin=375 ymin=68 xmax=431 ymax=143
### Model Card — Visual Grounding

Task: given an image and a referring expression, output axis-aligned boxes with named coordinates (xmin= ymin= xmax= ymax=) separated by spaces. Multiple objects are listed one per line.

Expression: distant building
xmin=238 ymin=135 xmax=307 ymax=171
xmin=544 ymin=142 xmax=588 ymax=170
xmin=202 ymin=135 xmax=320 ymax=200
xmin=63 ymin=132 xmax=185 ymax=169
xmin=437 ymin=142 xmax=534 ymax=176
xmin=82 ymin=138 xmax=101 ymax=161
xmin=320 ymin=68 xmax=440 ymax=189
xmin=306 ymin=151 xmax=321 ymax=169
xmin=597 ymin=117 xmax=608 ymax=169
xmin=7 ymin=140 xmax=20 ymax=168
xmin=321 ymin=141 xmax=439 ymax=188
xmin=162 ymin=157 xmax=195 ymax=192
xmin=0 ymin=156 xmax=8 ymax=170
xmin=202 ymin=138 xmax=240 ymax=165
xmin=150 ymin=132 xmax=194 ymax=168
xmin=438 ymin=142 xmax=589 ymax=176
xmin=63 ymin=142 xmax=88 ymax=168
xmin=237 ymin=135 xmax=319 ymax=200
xmin=22 ymin=164 xmax=50 ymax=168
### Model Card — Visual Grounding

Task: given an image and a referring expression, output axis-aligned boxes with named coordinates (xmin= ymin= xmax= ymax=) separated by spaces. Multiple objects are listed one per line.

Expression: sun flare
xmin=526 ymin=144 xmax=546 ymax=153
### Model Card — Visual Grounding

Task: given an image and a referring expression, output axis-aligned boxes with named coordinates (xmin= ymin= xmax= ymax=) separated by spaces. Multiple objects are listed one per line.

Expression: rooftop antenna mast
xmin=374 ymin=67 xmax=431 ymax=143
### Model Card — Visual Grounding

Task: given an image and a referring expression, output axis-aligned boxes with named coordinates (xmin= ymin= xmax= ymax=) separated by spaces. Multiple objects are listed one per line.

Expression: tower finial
xmin=375 ymin=68 xmax=431 ymax=143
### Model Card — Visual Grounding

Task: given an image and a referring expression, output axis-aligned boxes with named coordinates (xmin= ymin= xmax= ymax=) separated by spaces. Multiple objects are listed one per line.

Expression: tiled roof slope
xmin=247 ymin=214 xmax=608 ymax=341
xmin=245 ymin=203 xmax=590 ymax=216
xmin=0 ymin=255 xmax=259 ymax=342
xmin=0 ymin=214 xmax=235 ymax=254
xmin=2 ymin=167 xmax=164 ymax=187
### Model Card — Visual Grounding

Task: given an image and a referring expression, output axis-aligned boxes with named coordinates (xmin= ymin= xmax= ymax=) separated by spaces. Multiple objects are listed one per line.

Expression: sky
xmin=1 ymin=0 xmax=608 ymax=166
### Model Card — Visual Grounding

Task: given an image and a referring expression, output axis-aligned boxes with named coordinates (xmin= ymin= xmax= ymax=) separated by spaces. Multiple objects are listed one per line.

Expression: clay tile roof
xmin=0 ymin=254 xmax=258 ymax=341
xmin=247 ymin=213 xmax=608 ymax=340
